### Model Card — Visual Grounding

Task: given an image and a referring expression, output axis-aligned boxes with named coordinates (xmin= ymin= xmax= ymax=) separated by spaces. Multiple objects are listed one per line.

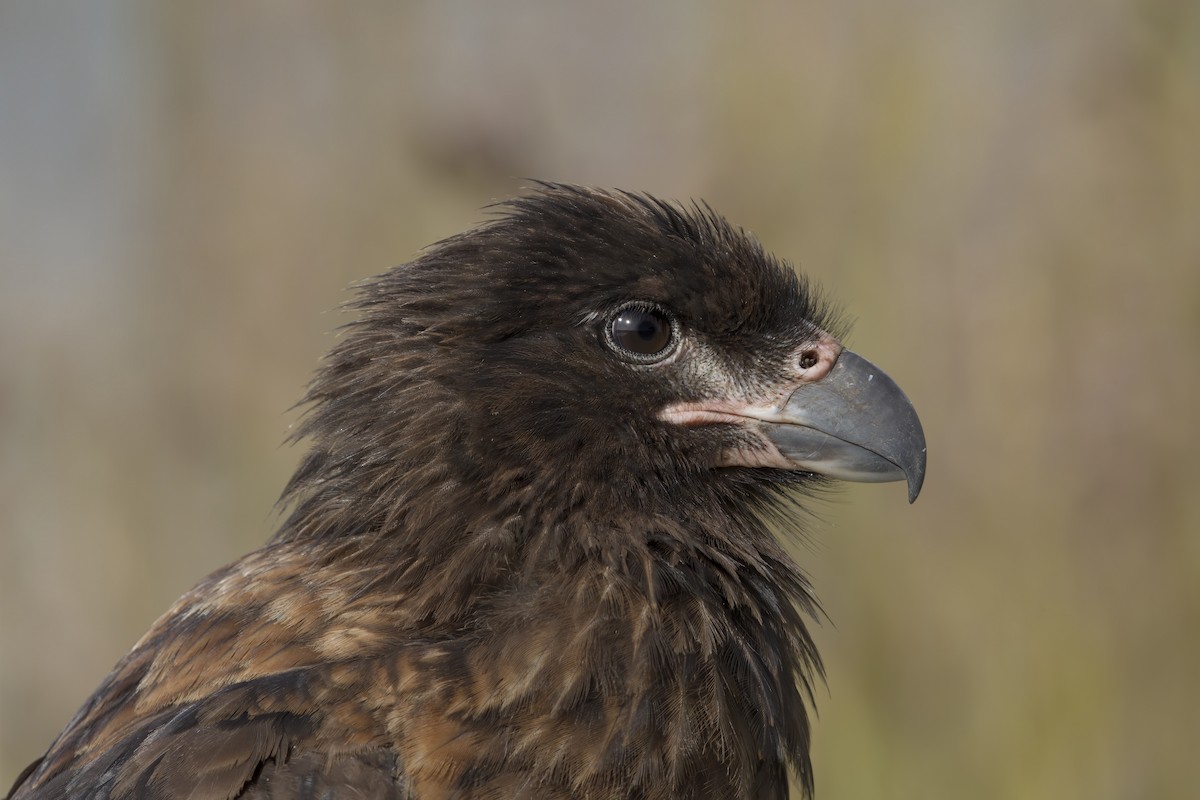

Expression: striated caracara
xmin=8 ymin=185 xmax=926 ymax=799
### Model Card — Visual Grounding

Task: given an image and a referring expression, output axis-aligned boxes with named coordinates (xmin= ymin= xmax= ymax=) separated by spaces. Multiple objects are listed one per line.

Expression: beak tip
xmin=905 ymin=447 xmax=927 ymax=504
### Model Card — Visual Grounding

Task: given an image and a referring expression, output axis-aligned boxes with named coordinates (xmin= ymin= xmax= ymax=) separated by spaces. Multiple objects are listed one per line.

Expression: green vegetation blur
xmin=1 ymin=2 xmax=1196 ymax=797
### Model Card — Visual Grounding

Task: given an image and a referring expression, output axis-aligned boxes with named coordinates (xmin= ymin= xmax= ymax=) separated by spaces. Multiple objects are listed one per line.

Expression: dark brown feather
xmin=9 ymin=185 xmax=842 ymax=799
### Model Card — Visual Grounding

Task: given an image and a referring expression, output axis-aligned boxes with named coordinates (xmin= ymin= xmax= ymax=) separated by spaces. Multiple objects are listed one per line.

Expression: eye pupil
xmin=634 ymin=318 xmax=657 ymax=341
xmin=610 ymin=306 xmax=674 ymax=359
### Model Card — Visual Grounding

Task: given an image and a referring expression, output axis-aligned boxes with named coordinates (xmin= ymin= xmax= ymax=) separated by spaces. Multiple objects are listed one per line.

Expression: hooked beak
xmin=762 ymin=350 xmax=926 ymax=502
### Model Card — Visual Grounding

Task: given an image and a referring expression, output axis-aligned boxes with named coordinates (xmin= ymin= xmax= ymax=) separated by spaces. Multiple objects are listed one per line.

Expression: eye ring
xmin=604 ymin=303 xmax=678 ymax=364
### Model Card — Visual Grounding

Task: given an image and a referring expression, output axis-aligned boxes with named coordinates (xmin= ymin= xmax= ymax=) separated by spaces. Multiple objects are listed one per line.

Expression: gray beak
xmin=763 ymin=350 xmax=927 ymax=502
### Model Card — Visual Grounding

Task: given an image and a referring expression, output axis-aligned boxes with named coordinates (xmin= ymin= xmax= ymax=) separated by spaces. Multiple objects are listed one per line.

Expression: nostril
xmin=798 ymin=350 xmax=819 ymax=370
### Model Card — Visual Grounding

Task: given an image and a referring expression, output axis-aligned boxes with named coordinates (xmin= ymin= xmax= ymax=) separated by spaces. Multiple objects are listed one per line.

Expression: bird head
xmin=284 ymin=184 xmax=924 ymax=541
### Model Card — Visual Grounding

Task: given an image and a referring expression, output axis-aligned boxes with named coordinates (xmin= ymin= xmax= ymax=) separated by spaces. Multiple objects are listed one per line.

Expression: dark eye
xmin=607 ymin=304 xmax=676 ymax=362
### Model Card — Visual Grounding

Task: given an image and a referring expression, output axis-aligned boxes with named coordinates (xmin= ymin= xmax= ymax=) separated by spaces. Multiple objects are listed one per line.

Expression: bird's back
xmin=10 ymin=526 xmax=810 ymax=800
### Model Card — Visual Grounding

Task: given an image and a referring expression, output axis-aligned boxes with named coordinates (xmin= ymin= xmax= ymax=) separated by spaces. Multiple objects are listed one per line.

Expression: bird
xmin=7 ymin=184 xmax=925 ymax=800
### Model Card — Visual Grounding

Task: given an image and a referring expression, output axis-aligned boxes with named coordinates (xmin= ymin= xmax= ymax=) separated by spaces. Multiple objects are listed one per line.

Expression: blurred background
xmin=1 ymin=1 xmax=1197 ymax=797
